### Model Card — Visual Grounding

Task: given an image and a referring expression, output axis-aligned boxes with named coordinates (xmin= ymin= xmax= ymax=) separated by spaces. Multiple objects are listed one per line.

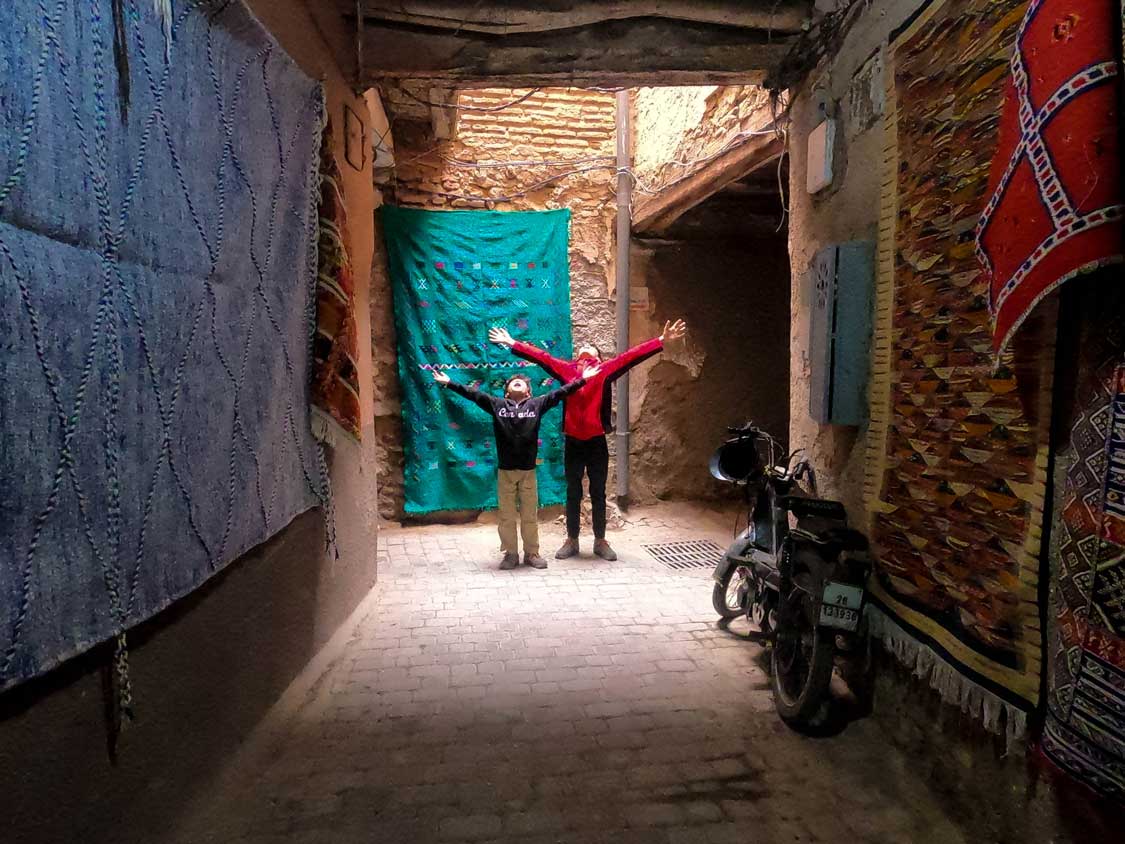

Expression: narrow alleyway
xmin=165 ymin=505 xmax=966 ymax=844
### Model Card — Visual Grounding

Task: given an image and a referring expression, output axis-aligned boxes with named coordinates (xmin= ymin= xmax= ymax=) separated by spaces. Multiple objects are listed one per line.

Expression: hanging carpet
xmin=976 ymin=0 xmax=1124 ymax=353
xmin=381 ymin=206 xmax=573 ymax=515
xmin=0 ymin=1 xmax=328 ymax=691
xmin=311 ymin=119 xmax=362 ymax=445
xmin=1042 ymin=280 xmax=1125 ymax=805
xmin=863 ymin=0 xmax=1052 ymax=741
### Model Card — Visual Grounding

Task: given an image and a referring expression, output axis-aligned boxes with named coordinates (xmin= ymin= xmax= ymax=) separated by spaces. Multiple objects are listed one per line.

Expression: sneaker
xmin=593 ymin=539 xmax=617 ymax=561
xmin=524 ymin=553 xmax=548 ymax=569
xmin=499 ymin=552 xmax=519 ymax=570
xmin=555 ymin=538 xmax=579 ymax=559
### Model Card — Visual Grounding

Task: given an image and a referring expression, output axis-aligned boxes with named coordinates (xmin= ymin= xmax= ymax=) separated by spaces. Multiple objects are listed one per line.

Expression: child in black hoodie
xmin=432 ymin=366 xmax=596 ymax=570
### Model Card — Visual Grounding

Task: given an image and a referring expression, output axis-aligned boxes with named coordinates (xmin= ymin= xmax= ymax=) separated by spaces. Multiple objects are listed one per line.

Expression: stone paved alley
xmin=165 ymin=505 xmax=967 ymax=844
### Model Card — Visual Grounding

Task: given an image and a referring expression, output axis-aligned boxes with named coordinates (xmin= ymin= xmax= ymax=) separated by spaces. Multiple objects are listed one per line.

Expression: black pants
xmin=565 ymin=435 xmax=609 ymax=539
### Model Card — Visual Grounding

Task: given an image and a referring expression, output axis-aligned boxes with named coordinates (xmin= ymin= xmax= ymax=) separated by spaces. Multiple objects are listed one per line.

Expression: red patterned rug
xmin=976 ymin=0 xmax=1123 ymax=353
xmin=311 ymin=121 xmax=362 ymax=444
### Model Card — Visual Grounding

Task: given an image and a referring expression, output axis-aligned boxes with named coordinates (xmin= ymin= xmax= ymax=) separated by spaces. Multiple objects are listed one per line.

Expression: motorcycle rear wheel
xmin=770 ymin=592 xmax=835 ymax=728
xmin=712 ymin=565 xmax=753 ymax=620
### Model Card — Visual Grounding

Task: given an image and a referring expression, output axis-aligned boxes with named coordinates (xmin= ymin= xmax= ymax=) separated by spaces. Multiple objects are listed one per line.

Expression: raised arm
xmin=490 ymin=327 xmax=573 ymax=380
xmin=600 ymin=319 xmax=687 ymax=380
xmin=539 ymin=366 xmax=597 ymax=412
xmin=431 ymin=369 xmax=495 ymax=415
xmin=599 ymin=338 xmax=662 ymax=379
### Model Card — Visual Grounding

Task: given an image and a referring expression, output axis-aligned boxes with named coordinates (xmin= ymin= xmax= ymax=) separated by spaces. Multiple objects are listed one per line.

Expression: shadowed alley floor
xmin=166 ymin=504 xmax=967 ymax=844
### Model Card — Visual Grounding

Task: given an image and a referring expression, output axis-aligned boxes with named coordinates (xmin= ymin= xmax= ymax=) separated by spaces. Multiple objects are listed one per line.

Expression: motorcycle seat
xmin=822 ymin=527 xmax=869 ymax=552
xmin=782 ymin=496 xmax=848 ymax=522
xmin=790 ymin=521 xmax=870 ymax=552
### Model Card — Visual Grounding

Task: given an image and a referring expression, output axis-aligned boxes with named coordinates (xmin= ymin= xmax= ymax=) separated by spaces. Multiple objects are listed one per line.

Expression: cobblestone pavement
xmin=167 ymin=504 xmax=967 ymax=844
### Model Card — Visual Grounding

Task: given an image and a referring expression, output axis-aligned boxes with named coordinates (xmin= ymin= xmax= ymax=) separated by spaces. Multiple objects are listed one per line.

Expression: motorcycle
xmin=710 ymin=422 xmax=873 ymax=728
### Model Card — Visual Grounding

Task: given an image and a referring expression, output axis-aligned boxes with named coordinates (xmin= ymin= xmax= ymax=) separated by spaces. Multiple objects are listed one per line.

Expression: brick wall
xmin=373 ymin=86 xmax=619 ymax=520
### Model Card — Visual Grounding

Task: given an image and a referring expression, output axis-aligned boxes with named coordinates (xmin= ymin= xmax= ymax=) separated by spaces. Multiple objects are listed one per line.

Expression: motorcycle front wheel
xmin=770 ymin=591 xmax=835 ymax=728
xmin=712 ymin=564 xmax=753 ymax=620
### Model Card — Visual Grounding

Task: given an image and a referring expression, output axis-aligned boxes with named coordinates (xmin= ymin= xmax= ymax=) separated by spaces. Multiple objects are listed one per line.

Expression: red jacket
xmin=511 ymin=337 xmax=664 ymax=441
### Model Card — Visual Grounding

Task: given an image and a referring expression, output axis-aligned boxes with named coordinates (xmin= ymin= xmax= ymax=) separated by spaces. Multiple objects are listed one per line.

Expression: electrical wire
xmin=620 ymin=168 xmax=661 ymax=195
xmin=372 ymin=122 xmax=394 ymax=160
xmin=402 ymin=163 xmax=616 ymax=204
xmin=396 ymin=86 xmax=543 ymax=112
xmin=668 ymin=127 xmax=779 ymax=166
xmin=775 ymin=144 xmax=790 ymax=232
xmin=767 ymin=0 xmax=868 ymax=94
xmin=437 ymin=153 xmax=615 ymax=169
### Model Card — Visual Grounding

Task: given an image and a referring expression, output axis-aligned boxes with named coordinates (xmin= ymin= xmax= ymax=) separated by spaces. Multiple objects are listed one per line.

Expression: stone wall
xmin=631 ymin=84 xmax=775 ymax=194
xmin=1 ymin=4 xmax=381 ymax=841
xmin=373 ymin=86 xmax=619 ymax=520
xmin=785 ymin=0 xmax=919 ymax=519
xmin=627 ymin=238 xmax=790 ymax=502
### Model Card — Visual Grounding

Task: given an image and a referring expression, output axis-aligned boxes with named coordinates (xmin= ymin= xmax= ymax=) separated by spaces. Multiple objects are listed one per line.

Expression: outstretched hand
xmin=661 ymin=318 xmax=687 ymax=343
xmin=581 ymin=365 xmax=600 ymax=379
xmin=431 ymin=370 xmax=450 ymax=384
xmin=488 ymin=327 xmax=515 ymax=347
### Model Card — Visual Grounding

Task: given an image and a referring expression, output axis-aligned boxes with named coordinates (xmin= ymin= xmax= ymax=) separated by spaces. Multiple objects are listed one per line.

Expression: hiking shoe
xmin=555 ymin=538 xmax=579 ymax=559
xmin=524 ymin=553 xmax=548 ymax=569
xmin=499 ymin=552 xmax=520 ymax=570
xmin=593 ymin=539 xmax=617 ymax=561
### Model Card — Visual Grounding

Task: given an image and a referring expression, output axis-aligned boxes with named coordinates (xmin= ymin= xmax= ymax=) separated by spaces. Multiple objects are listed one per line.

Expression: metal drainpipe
xmin=614 ymin=89 xmax=632 ymax=504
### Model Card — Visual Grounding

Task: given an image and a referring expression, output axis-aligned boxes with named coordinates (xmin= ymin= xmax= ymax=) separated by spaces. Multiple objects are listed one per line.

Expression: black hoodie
xmin=443 ymin=377 xmax=586 ymax=470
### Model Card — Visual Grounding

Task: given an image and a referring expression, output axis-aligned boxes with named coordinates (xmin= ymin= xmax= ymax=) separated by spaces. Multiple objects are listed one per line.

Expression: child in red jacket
xmin=489 ymin=318 xmax=686 ymax=560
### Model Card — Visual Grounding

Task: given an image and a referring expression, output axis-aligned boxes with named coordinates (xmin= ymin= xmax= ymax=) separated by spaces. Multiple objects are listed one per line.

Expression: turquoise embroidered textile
xmin=381 ymin=207 xmax=574 ymax=514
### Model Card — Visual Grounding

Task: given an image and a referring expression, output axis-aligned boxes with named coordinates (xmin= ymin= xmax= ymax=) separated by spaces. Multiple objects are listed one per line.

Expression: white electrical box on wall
xmin=806 ymin=118 xmax=836 ymax=194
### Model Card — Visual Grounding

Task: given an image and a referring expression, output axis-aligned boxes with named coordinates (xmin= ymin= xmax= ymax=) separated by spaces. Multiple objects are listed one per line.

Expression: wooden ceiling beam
xmin=353 ymin=17 xmax=792 ymax=88
xmin=354 ymin=0 xmax=813 ymax=37
xmin=632 ymin=132 xmax=785 ymax=235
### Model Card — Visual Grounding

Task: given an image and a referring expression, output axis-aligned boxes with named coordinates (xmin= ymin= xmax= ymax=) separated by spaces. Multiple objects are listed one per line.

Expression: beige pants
xmin=497 ymin=469 xmax=539 ymax=556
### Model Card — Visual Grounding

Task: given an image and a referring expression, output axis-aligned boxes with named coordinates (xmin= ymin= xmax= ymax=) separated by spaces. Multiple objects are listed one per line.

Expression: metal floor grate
xmin=643 ymin=540 xmax=724 ymax=571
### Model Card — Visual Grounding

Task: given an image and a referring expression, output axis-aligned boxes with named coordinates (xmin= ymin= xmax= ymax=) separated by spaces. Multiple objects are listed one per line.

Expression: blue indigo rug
xmin=0 ymin=1 xmax=328 ymax=691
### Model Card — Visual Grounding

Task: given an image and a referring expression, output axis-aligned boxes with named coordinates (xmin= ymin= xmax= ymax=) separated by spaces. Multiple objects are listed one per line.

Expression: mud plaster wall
xmin=372 ymin=87 xmax=619 ymax=520
xmin=0 ymin=4 xmax=380 ymax=842
xmin=627 ymin=239 xmax=790 ymax=502
xmin=786 ymin=0 xmax=922 ymax=519
xmin=631 ymin=84 xmax=775 ymax=193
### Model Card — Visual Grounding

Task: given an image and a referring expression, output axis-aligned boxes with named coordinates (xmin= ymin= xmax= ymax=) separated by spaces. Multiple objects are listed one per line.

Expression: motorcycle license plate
xmin=819 ymin=582 xmax=864 ymax=631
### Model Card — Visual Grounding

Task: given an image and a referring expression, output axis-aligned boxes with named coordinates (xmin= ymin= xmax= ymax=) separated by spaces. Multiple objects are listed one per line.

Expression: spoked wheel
xmin=750 ymin=591 xmax=777 ymax=636
xmin=770 ymin=589 xmax=834 ymax=728
xmin=712 ymin=565 xmax=754 ymax=620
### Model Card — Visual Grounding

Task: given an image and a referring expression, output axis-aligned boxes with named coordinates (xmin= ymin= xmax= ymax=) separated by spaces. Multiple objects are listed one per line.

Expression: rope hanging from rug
xmin=105 ymin=632 xmax=135 ymax=759
xmin=112 ymin=632 xmax=135 ymax=722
